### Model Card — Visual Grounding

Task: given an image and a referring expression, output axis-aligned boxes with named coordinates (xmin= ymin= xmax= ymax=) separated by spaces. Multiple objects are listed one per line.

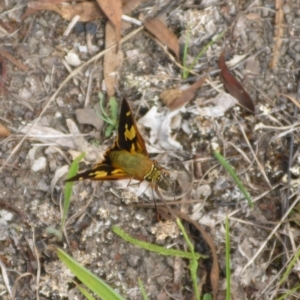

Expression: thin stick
xmin=0 ymin=26 xmax=144 ymax=173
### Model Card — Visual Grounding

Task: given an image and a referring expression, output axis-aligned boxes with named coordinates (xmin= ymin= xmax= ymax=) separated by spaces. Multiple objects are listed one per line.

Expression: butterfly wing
xmin=116 ymin=99 xmax=148 ymax=155
xmin=65 ymin=162 xmax=132 ymax=182
xmin=65 ymin=99 xmax=149 ymax=183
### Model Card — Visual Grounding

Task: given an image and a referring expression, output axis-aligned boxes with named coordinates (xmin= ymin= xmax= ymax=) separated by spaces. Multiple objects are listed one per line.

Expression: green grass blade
xmin=203 ymin=294 xmax=213 ymax=300
xmin=183 ymin=31 xmax=224 ymax=79
xmin=112 ymin=226 xmax=204 ymax=260
xmin=138 ymin=278 xmax=149 ymax=300
xmin=275 ymin=284 xmax=300 ymax=300
xmin=105 ymin=97 xmax=118 ymax=137
xmin=61 ymin=152 xmax=86 ymax=231
xmin=57 ymin=248 xmax=125 ymax=300
xmin=225 ymin=216 xmax=231 ymax=300
xmin=176 ymin=219 xmax=200 ymax=300
xmin=213 ymin=150 xmax=254 ymax=208
xmin=77 ymin=285 xmax=97 ymax=300
xmin=182 ymin=27 xmax=191 ymax=79
xmin=279 ymin=247 xmax=300 ymax=285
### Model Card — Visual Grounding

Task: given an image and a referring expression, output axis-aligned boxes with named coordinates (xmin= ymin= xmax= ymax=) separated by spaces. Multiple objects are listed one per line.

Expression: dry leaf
xmin=20 ymin=123 xmax=76 ymax=149
xmin=219 ymin=51 xmax=255 ymax=114
xmin=0 ymin=123 xmax=10 ymax=137
xmin=245 ymin=13 xmax=261 ymax=20
xmin=103 ymin=21 xmax=124 ymax=97
xmin=138 ymin=106 xmax=182 ymax=151
xmin=122 ymin=0 xmax=142 ymax=14
xmin=160 ymin=76 xmax=207 ymax=110
xmin=160 ymin=89 xmax=182 ymax=108
xmin=26 ymin=2 xmax=105 ymax=22
xmin=144 ymin=18 xmax=180 ymax=61
xmin=75 ymin=108 xmax=103 ymax=130
xmin=96 ymin=0 xmax=122 ymax=47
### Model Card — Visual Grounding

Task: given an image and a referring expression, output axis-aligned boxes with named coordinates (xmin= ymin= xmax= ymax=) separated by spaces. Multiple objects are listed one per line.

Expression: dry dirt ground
xmin=1 ymin=0 xmax=300 ymax=299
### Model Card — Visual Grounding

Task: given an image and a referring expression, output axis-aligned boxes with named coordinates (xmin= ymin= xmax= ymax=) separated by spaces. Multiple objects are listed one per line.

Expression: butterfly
xmin=65 ymin=99 xmax=169 ymax=190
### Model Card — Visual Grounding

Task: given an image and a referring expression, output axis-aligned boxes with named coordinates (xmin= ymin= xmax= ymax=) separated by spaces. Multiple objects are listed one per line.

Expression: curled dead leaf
xmin=160 ymin=76 xmax=207 ymax=110
xmin=26 ymin=1 xmax=105 ymax=22
xmin=160 ymin=89 xmax=183 ymax=108
xmin=122 ymin=0 xmax=142 ymax=14
xmin=104 ymin=21 xmax=124 ymax=97
xmin=219 ymin=51 xmax=255 ymax=114
xmin=144 ymin=18 xmax=180 ymax=61
xmin=96 ymin=0 xmax=122 ymax=47
xmin=0 ymin=123 xmax=10 ymax=137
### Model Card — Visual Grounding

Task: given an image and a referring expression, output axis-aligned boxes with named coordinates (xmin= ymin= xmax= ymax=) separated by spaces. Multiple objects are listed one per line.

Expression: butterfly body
xmin=66 ymin=99 xmax=169 ymax=190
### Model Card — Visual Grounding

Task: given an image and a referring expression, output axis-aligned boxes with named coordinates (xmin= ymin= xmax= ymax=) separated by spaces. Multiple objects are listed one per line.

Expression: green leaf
xmin=213 ymin=150 xmax=254 ymax=208
xmin=77 ymin=285 xmax=97 ymax=300
xmin=62 ymin=152 xmax=86 ymax=232
xmin=225 ymin=216 xmax=231 ymax=300
xmin=57 ymin=248 xmax=125 ymax=300
xmin=138 ymin=278 xmax=148 ymax=300
xmin=112 ymin=226 xmax=203 ymax=260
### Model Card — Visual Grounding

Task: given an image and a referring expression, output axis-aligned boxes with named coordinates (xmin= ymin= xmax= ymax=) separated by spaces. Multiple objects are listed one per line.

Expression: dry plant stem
xmin=281 ymin=80 xmax=300 ymax=266
xmin=65 ymin=196 xmax=94 ymax=228
xmin=0 ymin=25 xmax=144 ymax=173
xmin=242 ymin=194 xmax=300 ymax=273
xmin=12 ymin=273 xmax=34 ymax=299
xmin=280 ymin=93 xmax=300 ymax=110
xmin=84 ymin=65 xmax=95 ymax=107
xmin=61 ymin=59 xmax=79 ymax=86
xmin=63 ymin=15 xmax=80 ymax=36
xmin=215 ymin=183 xmax=281 ymax=225
xmin=228 ymin=141 xmax=252 ymax=164
xmin=32 ymin=229 xmax=41 ymax=300
xmin=157 ymin=206 xmax=219 ymax=300
xmin=236 ymin=117 xmax=272 ymax=188
xmin=0 ymin=4 xmax=26 ymax=17
xmin=262 ymin=245 xmax=300 ymax=299
xmin=146 ymin=33 xmax=217 ymax=92
xmin=0 ymin=259 xmax=12 ymax=298
xmin=269 ymin=0 xmax=284 ymax=69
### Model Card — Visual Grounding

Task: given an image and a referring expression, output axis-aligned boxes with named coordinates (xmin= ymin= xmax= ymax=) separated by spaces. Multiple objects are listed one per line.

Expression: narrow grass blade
xmin=112 ymin=226 xmax=203 ymax=260
xmin=77 ymin=284 xmax=97 ymax=300
xmin=61 ymin=152 xmax=86 ymax=231
xmin=57 ymin=248 xmax=125 ymax=300
xmin=176 ymin=219 xmax=200 ymax=300
xmin=213 ymin=150 xmax=254 ymax=208
xmin=138 ymin=278 xmax=148 ymax=300
xmin=225 ymin=216 xmax=231 ymax=300
xmin=279 ymin=247 xmax=300 ymax=285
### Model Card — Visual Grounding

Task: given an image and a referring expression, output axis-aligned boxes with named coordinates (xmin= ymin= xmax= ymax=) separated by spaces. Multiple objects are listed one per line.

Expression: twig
xmin=0 ymin=25 xmax=144 ymax=173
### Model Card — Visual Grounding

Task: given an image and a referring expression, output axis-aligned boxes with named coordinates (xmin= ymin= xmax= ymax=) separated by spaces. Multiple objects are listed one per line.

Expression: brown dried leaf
xmin=144 ymin=18 xmax=179 ymax=61
xmin=26 ymin=2 xmax=105 ymax=22
xmin=0 ymin=123 xmax=10 ymax=137
xmin=219 ymin=51 xmax=255 ymax=114
xmin=75 ymin=108 xmax=104 ymax=130
xmin=160 ymin=89 xmax=183 ymax=108
xmin=104 ymin=21 xmax=124 ymax=97
xmin=122 ymin=0 xmax=142 ymax=14
xmin=160 ymin=76 xmax=207 ymax=110
xmin=96 ymin=0 xmax=122 ymax=46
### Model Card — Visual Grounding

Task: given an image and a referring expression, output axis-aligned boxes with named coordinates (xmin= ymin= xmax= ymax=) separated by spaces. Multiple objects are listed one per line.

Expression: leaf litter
xmin=2 ymin=1 xmax=300 ymax=300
